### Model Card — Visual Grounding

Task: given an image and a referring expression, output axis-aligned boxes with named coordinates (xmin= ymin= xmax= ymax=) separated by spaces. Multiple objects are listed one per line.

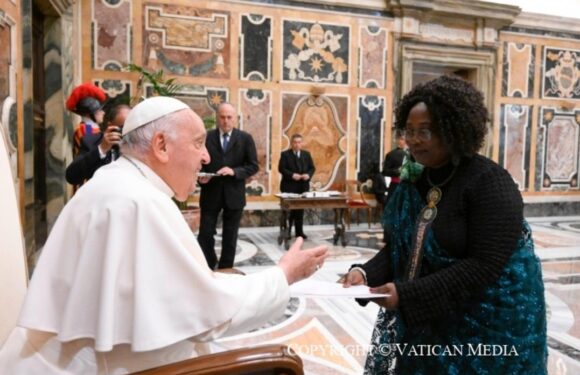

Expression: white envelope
xmin=289 ymin=279 xmax=390 ymax=298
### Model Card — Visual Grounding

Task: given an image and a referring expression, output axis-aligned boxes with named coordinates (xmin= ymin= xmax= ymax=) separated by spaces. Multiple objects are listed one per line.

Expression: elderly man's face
xmin=167 ymin=110 xmax=210 ymax=200
xmin=217 ymin=104 xmax=237 ymax=134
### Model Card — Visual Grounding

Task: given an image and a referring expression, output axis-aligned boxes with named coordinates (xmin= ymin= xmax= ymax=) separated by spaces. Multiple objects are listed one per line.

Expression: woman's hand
xmin=369 ymin=282 xmax=399 ymax=310
xmin=339 ymin=269 xmax=366 ymax=287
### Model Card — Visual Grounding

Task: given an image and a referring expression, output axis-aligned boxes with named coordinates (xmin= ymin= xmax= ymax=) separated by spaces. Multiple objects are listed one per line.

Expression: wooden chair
xmin=132 ymin=344 xmax=304 ymax=375
xmin=344 ymin=179 xmax=372 ymax=229
xmin=0 ymin=130 xmax=303 ymax=374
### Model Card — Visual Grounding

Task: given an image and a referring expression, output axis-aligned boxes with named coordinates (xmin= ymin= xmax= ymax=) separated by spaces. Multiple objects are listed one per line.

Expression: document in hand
xmin=289 ymin=279 xmax=390 ymax=298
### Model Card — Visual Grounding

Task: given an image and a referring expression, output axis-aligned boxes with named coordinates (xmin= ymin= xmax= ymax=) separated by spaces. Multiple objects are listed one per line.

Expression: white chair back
xmin=0 ymin=126 xmax=27 ymax=347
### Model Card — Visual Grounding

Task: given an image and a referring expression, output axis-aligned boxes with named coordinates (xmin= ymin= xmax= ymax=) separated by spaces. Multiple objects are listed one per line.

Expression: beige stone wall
xmin=82 ymin=0 xmax=395 ymax=208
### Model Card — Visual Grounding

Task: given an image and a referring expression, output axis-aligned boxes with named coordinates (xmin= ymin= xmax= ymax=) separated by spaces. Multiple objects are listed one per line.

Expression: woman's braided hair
xmin=394 ymin=75 xmax=489 ymax=157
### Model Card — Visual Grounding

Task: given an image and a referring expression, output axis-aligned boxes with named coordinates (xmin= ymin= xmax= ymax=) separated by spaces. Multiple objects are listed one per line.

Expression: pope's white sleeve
xmin=191 ymin=267 xmax=290 ymax=341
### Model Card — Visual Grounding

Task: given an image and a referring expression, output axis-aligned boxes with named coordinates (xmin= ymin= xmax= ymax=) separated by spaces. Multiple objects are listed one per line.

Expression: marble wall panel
xmin=359 ymin=26 xmax=386 ymax=89
xmin=499 ymin=104 xmax=531 ymax=191
xmin=45 ymin=18 xmax=67 ymax=229
xmin=357 ymin=95 xmax=384 ymax=182
xmin=143 ymin=3 xmax=229 ymax=78
xmin=145 ymin=85 xmax=227 ymax=123
xmin=502 ymin=42 xmax=534 ymax=98
xmin=240 ymin=89 xmax=271 ymax=195
xmin=282 ymin=93 xmax=347 ymax=190
xmin=92 ymin=0 xmax=132 ymax=71
xmin=537 ymin=108 xmax=580 ymax=190
xmin=543 ymin=47 xmax=580 ymax=100
xmin=240 ymin=14 xmax=272 ymax=81
xmin=95 ymin=79 xmax=132 ymax=109
xmin=282 ymin=20 xmax=349 ymax=84
xmin=0 ymin=22 xmax=10 ymax=102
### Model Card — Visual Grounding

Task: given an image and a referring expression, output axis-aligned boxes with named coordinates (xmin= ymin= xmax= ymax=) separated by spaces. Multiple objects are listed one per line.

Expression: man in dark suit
xmin=66 ymin=104 xmax=130 ymax=186
xmin=381 ymin=132 xmax=408 ymax=204
xmin=198 ymin=103 xmax=259 ymax=269
xmin=278 ymin=134 xmax=315 ymax=239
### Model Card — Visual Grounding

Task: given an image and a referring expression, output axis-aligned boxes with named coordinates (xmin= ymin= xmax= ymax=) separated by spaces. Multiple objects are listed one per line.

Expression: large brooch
xmin=418 ymin=186 xmax=441 ymax=224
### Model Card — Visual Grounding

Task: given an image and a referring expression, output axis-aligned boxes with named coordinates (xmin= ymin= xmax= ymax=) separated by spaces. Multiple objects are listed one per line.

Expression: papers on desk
xmin=301 ymin=191 xmax=343 ymax=198
xmin=275 ymin=191 xmax=343 ymax=199
xmin=275 ymin=193 xmax=302 ymax=198
xmin=289 ymin=279 xmax=390 ymax=299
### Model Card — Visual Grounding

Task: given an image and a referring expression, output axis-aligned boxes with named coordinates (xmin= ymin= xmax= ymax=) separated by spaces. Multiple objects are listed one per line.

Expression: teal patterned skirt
xmin=365 ymin=183 xmax=547 ymax=374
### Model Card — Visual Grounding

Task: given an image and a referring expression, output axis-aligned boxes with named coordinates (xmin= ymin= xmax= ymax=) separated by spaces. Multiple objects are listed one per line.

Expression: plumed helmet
xmin=75 ymin=97 xmax=104 ymax=116
xmin=66 ymin=83 xmax=107 ymax=116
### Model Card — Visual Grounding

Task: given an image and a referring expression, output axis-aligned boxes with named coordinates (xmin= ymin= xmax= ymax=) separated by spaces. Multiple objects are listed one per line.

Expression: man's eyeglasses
xmin=402 ymin=128 xmax=432 ymax=142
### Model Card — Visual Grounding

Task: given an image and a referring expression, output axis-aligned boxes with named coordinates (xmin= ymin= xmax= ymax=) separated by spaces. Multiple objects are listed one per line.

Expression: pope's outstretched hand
xmin=278 ymin=237 xmax=328 ymax=285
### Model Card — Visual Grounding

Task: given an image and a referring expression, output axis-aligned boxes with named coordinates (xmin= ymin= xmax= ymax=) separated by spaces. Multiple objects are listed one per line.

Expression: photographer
xmin=65 ymin=104 xmax=131 ymax=186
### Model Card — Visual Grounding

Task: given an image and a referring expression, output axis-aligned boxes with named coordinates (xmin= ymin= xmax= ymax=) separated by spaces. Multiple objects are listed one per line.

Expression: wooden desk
xmin=276 ymin=195 xmax=348 ymax=249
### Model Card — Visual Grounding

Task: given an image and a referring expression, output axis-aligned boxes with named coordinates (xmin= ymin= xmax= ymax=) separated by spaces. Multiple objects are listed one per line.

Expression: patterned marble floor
xmin=208 ymin=216 xmax=580 ymax=375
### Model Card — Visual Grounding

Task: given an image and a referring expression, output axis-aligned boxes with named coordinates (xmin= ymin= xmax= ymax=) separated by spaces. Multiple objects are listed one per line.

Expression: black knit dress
xmin=360 ymin=154 xmax=524 ymax=326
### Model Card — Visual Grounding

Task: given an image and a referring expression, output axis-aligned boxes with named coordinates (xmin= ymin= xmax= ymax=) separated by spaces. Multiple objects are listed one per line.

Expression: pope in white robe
xmin=0 ymin=97 xmax=327 ymax=374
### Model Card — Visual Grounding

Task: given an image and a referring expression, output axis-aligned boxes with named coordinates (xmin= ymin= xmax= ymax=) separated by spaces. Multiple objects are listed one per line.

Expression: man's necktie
xmin=295 ymin=152 xmax=303 ymax=172
xmin=222 ymin=133 xmax=229 ymax=152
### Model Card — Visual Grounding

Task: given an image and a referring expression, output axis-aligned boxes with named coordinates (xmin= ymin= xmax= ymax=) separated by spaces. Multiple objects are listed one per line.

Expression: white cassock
xmin=0 ymin=156 xmax=289 ymax=374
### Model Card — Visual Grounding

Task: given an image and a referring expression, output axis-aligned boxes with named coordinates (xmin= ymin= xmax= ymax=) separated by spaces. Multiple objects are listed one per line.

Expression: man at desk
xmin=278 ymin=134 xmax=316 ymax=239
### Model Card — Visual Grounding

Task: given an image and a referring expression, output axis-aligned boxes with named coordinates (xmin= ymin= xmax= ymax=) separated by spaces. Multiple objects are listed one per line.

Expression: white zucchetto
xmin=122 ymin=96 xmax=189 ymax=136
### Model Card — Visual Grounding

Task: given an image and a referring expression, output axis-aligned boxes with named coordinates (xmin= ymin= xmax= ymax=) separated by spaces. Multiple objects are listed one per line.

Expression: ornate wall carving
xmin=282 ymin=94 xmax=347 ymax=190
xmin=95 ymin=79 xmax=132 ymax=107
xmin=543 ymin=47 xmax=580 ymax=100
xmin=143 ymin=4 xmax=229 ymax=78
xmin=282 ymin=20 xmax=349 ymax=84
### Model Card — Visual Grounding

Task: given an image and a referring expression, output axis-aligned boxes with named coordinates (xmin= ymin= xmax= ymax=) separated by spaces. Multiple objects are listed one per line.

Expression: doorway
xmin=412 ymin=62 xmax=477 ymax=88
xmin=32 ymin=4 xmax=47 ymax=249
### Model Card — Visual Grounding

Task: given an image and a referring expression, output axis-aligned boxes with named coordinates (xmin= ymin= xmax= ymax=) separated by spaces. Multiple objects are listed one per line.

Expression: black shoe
xmin=296 ymin=233 xmax=308 ymax=240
